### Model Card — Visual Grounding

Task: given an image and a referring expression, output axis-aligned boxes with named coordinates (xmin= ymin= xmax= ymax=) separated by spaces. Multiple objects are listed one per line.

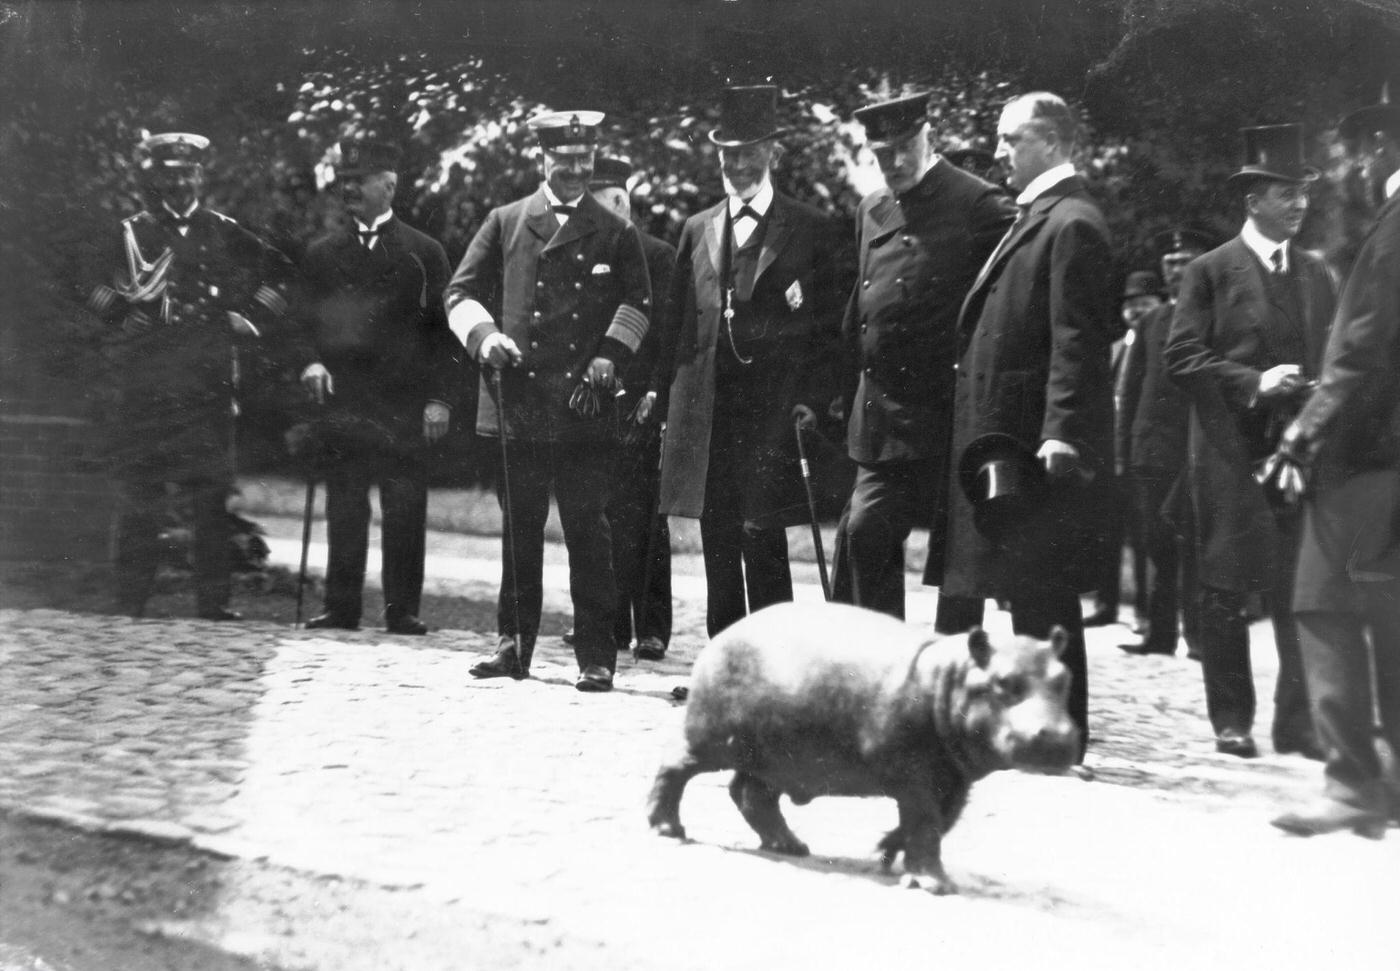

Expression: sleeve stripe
xmin=605 ymin=302 xmax=648 ymax=354
xmin=255 ymin=284 xmax=287 ymax=316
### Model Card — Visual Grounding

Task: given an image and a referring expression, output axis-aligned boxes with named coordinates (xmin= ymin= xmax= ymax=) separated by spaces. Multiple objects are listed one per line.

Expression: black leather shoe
xmin=1274 ymin=736 xmax=1326 ymax=762
xmin=197 ymin=608 xmax=242 ymax=622
xmin=633 ymin=635 xmax=668 ymax=661
xmin=305 ymin=612 xmax=359 ymax=631
xmin=1215 ymin=730 xmax=1259 ymax=759
xmin=561 ymin=629 xmax=576 ymax=646
xmin=575 ymin=665 xmax=614 ymax=692
xmin=1117 ymin=640 xmax=1175 ymax=656
xmin=1271 ymin=799 xmax=1386 ymax=839
xmin=470 ymin=636 xmax=531 ymax=680
xmin=386 ymin=613 xmax=428 ymax=636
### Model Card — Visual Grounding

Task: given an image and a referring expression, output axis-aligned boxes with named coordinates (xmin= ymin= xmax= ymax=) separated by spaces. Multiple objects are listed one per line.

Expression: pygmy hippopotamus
xmin=646 ymin=601 xmax=1080 ymax=894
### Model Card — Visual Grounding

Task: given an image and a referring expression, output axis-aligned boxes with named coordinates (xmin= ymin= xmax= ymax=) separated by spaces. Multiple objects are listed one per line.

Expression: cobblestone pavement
xmin=2 ymin=524 xmax=1396 ymax=969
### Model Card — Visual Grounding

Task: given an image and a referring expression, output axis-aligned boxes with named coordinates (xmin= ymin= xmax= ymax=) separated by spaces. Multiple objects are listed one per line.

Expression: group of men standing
xmin=91 ymin=80 xmax=1399 ymax=830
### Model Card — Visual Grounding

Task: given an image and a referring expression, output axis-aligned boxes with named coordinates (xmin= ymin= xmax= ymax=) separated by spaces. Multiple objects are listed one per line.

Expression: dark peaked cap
xmin=854 ymin=93 xmax=930 ymax=148
xmin=1339 ymin=84 xmax=1400 ymax=140
xmin=589 ymin=156 xmax=633 ymax=190
xmin=1153 ymin=228 xmax=1215 ymax=258
xmin=139 ymin=132 xmax=210 ymax=169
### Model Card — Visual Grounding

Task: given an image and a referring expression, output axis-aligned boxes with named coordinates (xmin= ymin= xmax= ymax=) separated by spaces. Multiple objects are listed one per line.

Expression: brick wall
xmin=0 ymin=335 xmax=115 ymax=563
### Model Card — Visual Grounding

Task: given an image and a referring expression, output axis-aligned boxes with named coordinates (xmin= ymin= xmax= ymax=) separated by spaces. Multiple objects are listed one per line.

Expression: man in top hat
xmin=657 ymin=84 xmax=841 ymax=638
xmin=1165 ymin=123 xmax=1336 ymax=759
xmin=942 ymin=92 xmax=1118 ymax=758
xmin=86 ymin=132 xmax=294 ymax=620
xmin=446 ymin=110 xmax=651 ymax=692
xmin=1118 ymin=229 xmax=1213 ymax=658
xmin=1085 ymin=269 xmax=1167 ymax=631
xmin=1270 ymin=93 xmax=1400 ymax=835
xmin=590 ymin=156 xmax=676 ymax=661
xmin=296 ymin=139 xmax=459 ymax=635
xmin=828 ymin=91 xmax=1016 ymax=626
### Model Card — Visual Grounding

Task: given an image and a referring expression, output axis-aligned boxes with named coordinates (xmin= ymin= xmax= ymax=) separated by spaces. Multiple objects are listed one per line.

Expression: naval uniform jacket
xmin=444 ymin=188 xmax=651 ymax=443
xmin=657 ymin=191 xmax=840 ymax=526
xmin=1291 ymin=193 xmax=1400 ymax=613
xmin=1164 ymin=236 xmax=1335 ymax=593
xmin=87 ymin=206 xmax=294 ymax=482
xmin=940 ymin=175 xmax=1117 ymax=597
xmin=299 ymin=216 xmax=459 ymax=455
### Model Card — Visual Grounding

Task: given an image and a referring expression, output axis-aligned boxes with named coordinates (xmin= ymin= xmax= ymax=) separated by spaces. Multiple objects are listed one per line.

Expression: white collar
xmin=728 ymin=178 xmax=774 ymax=217
xmin=162 ymin=201 xmax=199 ymax=220
xmin=542 ymin=183 xmax=585 ymax=210
xmin=355 ymin=210 xmax=394 ymax=233
xmin=1015 ymin=161 xmax=1076 ymax=206
xmin=1241 ymin=218 xmax=1291 ymax=273
xmin=1385 ymin=168 xmax=1400 ymax=201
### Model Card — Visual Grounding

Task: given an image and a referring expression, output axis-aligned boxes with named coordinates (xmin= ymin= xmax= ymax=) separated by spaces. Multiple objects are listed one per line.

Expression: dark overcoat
xmin=657 ymin=192 xmax=839 ymax=525
xmin=1292 ymin=193 xmax=1400 ymax=613
xmin=939 ymin=175 xmax=1117 ymax=597
xmin=444 ymin=188 xmax=651 ymax=443
xmin=1127 ymin=300 xmax=1192 ymax=475
xmin=1164 ymin=236 xmax=1335 ymax=592
xmin=843 ymin=163 xmax=1014 ymax=580
xmin=300 ymin=217 xmax=460 ymax=454
xmin=88 ymin=206 xmax=294 ymax=481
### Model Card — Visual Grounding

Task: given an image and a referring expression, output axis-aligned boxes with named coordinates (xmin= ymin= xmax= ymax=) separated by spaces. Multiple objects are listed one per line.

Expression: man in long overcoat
xmin=590 ymin=156 xmax=676 ymax=661
xmin=657 ymin=85 xmax=840 ymax=637
xmin=828 ymin=92 xmax=1015 ymax=627
xmin=1272 ymin=97 xmax=1400 ymax=836
xmin=87 ymin=132 xmax=293 ymax=620
xmin=298 ymin=140 xmax=459 ymax=636
xmin=1165 ymin=124 xmax=1336 ymax=759
xmin=942 ymin=93 xmax=1117 ymax=756
xmin=446 ymin=111 xmax=651 ymax=692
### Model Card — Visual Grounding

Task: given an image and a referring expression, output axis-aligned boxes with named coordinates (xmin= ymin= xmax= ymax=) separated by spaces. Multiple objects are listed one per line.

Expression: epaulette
xmin=123 ymin=211 xmax=153 ymax=228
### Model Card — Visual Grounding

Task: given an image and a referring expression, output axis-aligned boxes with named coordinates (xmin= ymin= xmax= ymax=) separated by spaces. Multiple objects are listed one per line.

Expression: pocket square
xmin=785 ymin=280 xmax=804 ymax=310
xmin=591 ymin=263 xmax=612 ymax=276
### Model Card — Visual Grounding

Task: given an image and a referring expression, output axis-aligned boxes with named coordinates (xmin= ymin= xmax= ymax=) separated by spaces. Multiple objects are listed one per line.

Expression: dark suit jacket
xmin=939 ymin=174 xmax=1117 ymax=597
xmin=445 ymin=188 xmax=651 ymax=443
xmin=1164 ymin=235 xmax=1336 ymax=591
xmin=1127 ymin=300 xmax=1191 ymax=475
xmin=843 ymin=161 xmax=1015 ymax=465
xmin=89 ymin=206 xmax=294 ymax=480
xmin=301 ymin=216 xmax=458 ymax=455
xmin=658 ymin=191 xmax=840 ymax=523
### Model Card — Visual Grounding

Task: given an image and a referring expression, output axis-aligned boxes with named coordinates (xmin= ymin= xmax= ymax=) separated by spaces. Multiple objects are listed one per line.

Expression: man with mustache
xmin=1165 ymin=124 xmax=1337 ymax=759
xmin=658 ymin=85 xmax=840 ymax=637
xmin=446 ymin=111 xmax=651 ymax=692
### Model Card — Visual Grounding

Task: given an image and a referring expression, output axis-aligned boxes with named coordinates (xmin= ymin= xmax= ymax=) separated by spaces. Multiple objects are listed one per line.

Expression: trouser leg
xmin=379 ymin=455 xmax=428 ymax=619
xmin=741 ymin=521 xmax=792 ymax=615
xmin=113 ymin=479 xmax=164 ymax=610
xmin=497 ymin=439 xmax=549 ymax=645
xmin=607 ymin=442 xmax=651 ymax=646
xmin=1198 ymin=586 xmax=1256 ymax=735
xmin=832 ymin=462 xmax=916 ymax=620
xmin=189 ymin=479 xmax=231 ymax=614
xmin=555 ymin=440 xmax=619 ymax=671
xmin=323 ymin=463 xmax=372 ymax=620
xmin=1295 ymin=609 xmax=1384 ymax=809
xmin=934 ymin=594 xmax=985 ymax=635
xmin=1271 ymin=513 xmax=1314 ymax=747
xmin=1011 ymin=586 xmax=1088 ymax=760
xmin=1135 ymin=474 xmax=1180 ymax=649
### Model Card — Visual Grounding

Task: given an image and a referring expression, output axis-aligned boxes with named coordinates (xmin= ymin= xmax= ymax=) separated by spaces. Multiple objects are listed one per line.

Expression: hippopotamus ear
xmin=1048 ymin=625 xmax=1069 ymax=659
xmin=967 ymin=627 xmax=992 ymax=668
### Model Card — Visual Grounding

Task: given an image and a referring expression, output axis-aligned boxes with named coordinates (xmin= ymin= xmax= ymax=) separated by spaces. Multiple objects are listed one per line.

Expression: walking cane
xmin=493 ymin=368 xmax=525 ymax=676
xmin=634 ymin=418 xmax=666 ymax=652
xmin=794 ymin=415 xmax=832 ymax=601
xmin=294 ymin=476 xmax=316 ymax=628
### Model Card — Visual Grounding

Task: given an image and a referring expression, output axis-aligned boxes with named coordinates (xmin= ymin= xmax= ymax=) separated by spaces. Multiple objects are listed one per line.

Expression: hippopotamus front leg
xmin=729 ymin=772 xmax=810 ymax=856
xmin=890 ymin=787 xmax=956 ymax=894
xmin=647 ymin=749 xmax=706 ymax=840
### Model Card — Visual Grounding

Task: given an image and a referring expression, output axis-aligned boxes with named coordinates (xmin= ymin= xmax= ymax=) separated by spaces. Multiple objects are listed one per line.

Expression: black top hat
xmin=1152 ymin=227 xmax=1215 ymax=259
xmin=528 ymin=110 xmax=604 ymax=153
xmin=1122 ymin=270 xmax=1165 ymax=302
xmin=708 ymin=86 xmax=788 ymax=147
xmin=1339 ymin=83 xmax=1400 ymax=140
xmin=336 ymin=140 xmax=403 ymax=177
xmin=945 ymin=147 xmax=997 ymax=173
xmin=138 ymin=132 xmax=210 ymax=169
xmin=589 ymin=156 xmax=633 ymax=190
xmin=1226 ymin=124 xmax=1318 ymax=190
xmin=958 ymin=433 xmax=1045 ymax=539
xmin=854 ymin=93 xmax=929 ymax=148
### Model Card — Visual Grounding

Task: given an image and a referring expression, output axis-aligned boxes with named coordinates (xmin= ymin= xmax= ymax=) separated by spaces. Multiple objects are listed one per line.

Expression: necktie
xmin=1269 ymin=248 xmax=1285 ymax=275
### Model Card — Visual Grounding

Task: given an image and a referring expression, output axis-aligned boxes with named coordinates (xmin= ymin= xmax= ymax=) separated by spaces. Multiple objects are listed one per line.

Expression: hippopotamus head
xmin=957 ymin=626 xmax=1080 ymax=773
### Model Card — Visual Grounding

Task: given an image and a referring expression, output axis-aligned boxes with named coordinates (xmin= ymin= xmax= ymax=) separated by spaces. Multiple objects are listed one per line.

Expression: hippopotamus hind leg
xmin=729 ymin=772 xmax=810 ymax=856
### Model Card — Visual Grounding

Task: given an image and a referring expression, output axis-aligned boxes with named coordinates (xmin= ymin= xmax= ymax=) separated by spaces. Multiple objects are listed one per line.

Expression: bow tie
xmin=552 ymin=204 xmax=576 ymax=216
xmin=733 ymin=204 xmax=761 ymax=223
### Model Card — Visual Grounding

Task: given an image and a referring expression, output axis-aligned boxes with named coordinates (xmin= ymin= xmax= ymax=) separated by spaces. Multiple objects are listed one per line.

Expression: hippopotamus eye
xmin=992 ymin=674 xmax=1027 ymax=701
